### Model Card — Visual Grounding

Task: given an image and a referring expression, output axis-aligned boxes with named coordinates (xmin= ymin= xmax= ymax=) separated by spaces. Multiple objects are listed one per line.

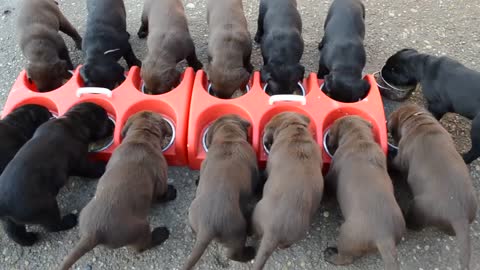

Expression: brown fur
xmin=183 ymin=115 xmax=259 ymax=270
xmin=324 ymin=115 xmax=406 ymax=270
xmin=58 ymin=111 xmax=176 ymax=270
xmin=138 ymin=0 xmax=202 ymax=94
xmin=389 ymin=104 xmax=478 ymax=270
xmin=252 ymin=112 xmax=324 ymax=270
xmin=206 ymin=0 xmax=253 ymax=99
xmin=18 ymin=0 xmax=82 ymax=92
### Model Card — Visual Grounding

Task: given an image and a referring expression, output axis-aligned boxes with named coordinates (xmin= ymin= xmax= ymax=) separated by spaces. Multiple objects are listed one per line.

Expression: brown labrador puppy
xmin=138 ymin=0 xmax=202 ymax=94
xmin=206 ymin=0 xmax=253 ymax=99
xmin=18 ymin=0 xmax=82 ymax=92
xmin=58 ymin=111 xmax=176 ymax=270
xmin=389 ymin=104 xmax=478 ymax=270
xmin=183 ymin=115 xmax=260 ymax=270
xmin=324 ymin=115 xmax=406 ymax=270
xmin=252 ymin=112 xmax=324 ymax=270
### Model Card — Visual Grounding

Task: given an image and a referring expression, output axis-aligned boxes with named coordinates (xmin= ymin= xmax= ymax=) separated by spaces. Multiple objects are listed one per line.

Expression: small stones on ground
xmin=323 ymin=211 xmax=329 ymax=218
xmin=186 ymin=3 xmax=195 ymax=9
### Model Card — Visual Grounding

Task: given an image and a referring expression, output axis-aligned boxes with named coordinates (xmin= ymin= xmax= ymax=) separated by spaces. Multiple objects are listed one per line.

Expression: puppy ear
xmin=299 ymin=114 xmax=311 ymax=125
xmin=239 ymin=117 xmax=251 ymax=130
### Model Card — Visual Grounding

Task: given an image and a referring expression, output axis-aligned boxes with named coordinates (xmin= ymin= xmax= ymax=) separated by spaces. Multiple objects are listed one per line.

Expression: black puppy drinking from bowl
xmin=381 ymin=48 xmax=480 ymax=164
xmin=317 ymin=0 xmax=370 ymax=102
xmin=81 ymin=0 xmax=142 ymax=90
xmin=0 ymin=104 xmax=52 ymax=173
xmin=0 ymin=102 xmax=113 ymax=246
xmin=255 ymin=0 xmax=305 ymax=95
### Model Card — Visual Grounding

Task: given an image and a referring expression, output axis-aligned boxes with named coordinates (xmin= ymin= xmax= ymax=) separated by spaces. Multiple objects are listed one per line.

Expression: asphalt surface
xmin=0 ymin=0 xmax=479 ymax=269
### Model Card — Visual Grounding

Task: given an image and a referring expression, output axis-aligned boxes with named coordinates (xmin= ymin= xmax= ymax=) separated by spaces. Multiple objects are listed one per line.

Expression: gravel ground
xmin=0 ymin=0 xmax=479 ymax=269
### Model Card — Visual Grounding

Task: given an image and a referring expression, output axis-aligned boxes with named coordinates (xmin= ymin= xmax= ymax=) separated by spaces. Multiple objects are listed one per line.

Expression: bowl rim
xmin=207 ymin=83 xmax=251 ymax=96
xmin=373 ymin=71 xmax=416 ymax=92
xmin=262 ymin=81 xmax=306 ymax=96
xmin=323 ymin=129 xmax=334 ymax=158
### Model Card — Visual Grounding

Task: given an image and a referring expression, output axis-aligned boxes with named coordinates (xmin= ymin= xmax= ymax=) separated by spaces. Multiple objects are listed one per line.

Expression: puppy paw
xmin=324 ymin=246 xmax=338 ymax=258
xmin=194 ymin=175 xmax=200 ymax=186
xmin=242 ymin=246 xmax=256 ymax=261
xmin=254 ymin=34 xmax=262 ymax=44
xmin=324 ymin=246 xmax=354 ymax=265
xmin=75 ymin=40 xmax=82 ymax=51
xmin=137 ymin=30 xmax=148 ymax=39
xmin=61 ymin=213 xmax=78 ymax=230
xmin=165 ymin=185 xmax=177 ymax=201
xmin=191 ymin=61 xmax=203 ymax=71
xmin=16 ymin=232 xmax=39 ymax=246
xmin=151 ymin=226 xmax=170 ymax=246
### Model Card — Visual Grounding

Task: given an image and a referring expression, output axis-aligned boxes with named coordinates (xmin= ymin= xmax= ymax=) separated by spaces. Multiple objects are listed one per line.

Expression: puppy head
xmin=205 ymin=115 xmax=251 ymax=148
xmin=66 ymin=102 xmax=113 ymax=142
xmin=5 ymin=104 xmax=52 ymax=137
xmin=80 ymin=59 xmax=125 ymax=90
xmin=327 ymin=115 xmax=373 ymax=153
xmin=141 ymin=62 xmax=181 ymax=94
xmin=381 ymin=48 xmax=419 ymax=86
xmin=323 ymin=73 xmax=370 ymax=102
xmin=27 ymin=60 xmax=71 ymax=92
xmin=206 ymin=64 xmax=250 ymax=99
xmin=388 ymin=103 xmax=427 ymax=143
xmin=121 ymin=111 xmax=172 ymax=141
xmin=261 ymin=63 xmax=305 ymax=95
xmin=263 ymin=112 xmax=310 ymax=149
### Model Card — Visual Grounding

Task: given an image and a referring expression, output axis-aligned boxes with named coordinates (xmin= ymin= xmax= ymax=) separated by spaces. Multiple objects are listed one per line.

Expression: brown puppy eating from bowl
xmin=206 ymin=0 xmax=253 ymax=99
xmin=59 ymin=111 xmax=176 ymax=270
xmin=324 ymin=115 xmax=406 ymax=270
xmin=252 ymin=112 xmax=324 ymax=270
xmin=389 ymin=104 xmax=478 ymax=270
xmin=18 ymin=0 xmax=82 ymax=92
xmin=183 ymin=115 xmax=259 ymax=270
xmin=138 ymin=0 xmax=203 ymax=94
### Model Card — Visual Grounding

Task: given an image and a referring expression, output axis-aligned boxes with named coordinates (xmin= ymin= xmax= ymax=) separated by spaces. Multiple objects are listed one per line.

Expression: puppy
xmin=81 ymin=0 xmax=141 ymax=90
xmin=138 ymin=0 xmax=203 ymax=94
xmin=382 ymin=48 xmax=480 ymax=164
xmin=317 ymin=0 xmax=370 ymax=102
xmin=389 ymin=104 xmax=478 ymax=270
xmin=324 ymin=116 xmax=406 ymax=270
xmin=59 ymin=111 xmax=176 ymax=270
xmin=206 ymin=0 xmax=253 ymax=99
xmin=255 ymin=0 xmax=305 ymax=95
xmin=0 ymin=104 xmax=52 ymax=173
xmin=252 ymin=112 xmax=324 ymax=270
xmin=18 ymin=0 xmax=82 ymax=92
xmin=0 ymin=102 xmax=112 ymax=246
xmin=183 ymin=115 xmax=259 ymax=270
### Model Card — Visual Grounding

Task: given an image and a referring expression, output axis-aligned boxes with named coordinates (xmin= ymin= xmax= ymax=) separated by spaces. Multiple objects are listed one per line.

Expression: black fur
xmin=81 ymin=0 xmax=141 ymax=90
xmin=381 ymin=48 xmax=480 ymax=164
xmin=317 ymin=0 xmax=370 ymax=102
xmin=0 ymin=102 xmax=113 ymax=246
xmin=255 ymin=0 xmax=305 ymax=95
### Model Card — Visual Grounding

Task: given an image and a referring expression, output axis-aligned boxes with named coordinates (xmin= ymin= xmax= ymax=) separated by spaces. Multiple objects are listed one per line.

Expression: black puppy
xmin=317 ymin=0 xmax=370 ymax=102
xmin=0 ymin=102 xmax=113 ymax=246
xmin=0 ymin=104 xmax=52 ymax=173
xmin=81 ymin=0 xmax=141 ymax=90
xmin=382 ymin=48 xmax=480 ymax=164
xmin=255 ymin=0 xmax=305 ymax=95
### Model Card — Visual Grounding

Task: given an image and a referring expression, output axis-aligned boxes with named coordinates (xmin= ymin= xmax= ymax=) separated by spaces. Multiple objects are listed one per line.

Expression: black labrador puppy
xmin=81 ymin=0 xmax=141 ymax=90
xmin=0 ymin=104 xmax=52 ymax=173
xmin=317 ymin=0 xmax=370 ymax=102
xmin=0 ymin=102 xmax=113 ymax=246
xmin=381 ymin=48 xmax=480 ymax=164
xmin=255 ymin=0 xmax=305 ymax=95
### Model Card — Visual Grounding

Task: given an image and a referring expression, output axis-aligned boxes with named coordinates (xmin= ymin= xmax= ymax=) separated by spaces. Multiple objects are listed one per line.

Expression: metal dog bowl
xmin=263 ymin=81 xmax=306 ymax=96
xmin=207 ymin=83 xmax=250 ymax=97
xmin=262 ymin=134 xmax=271 ymax=155
xmin=202 ymin=126 xmax=211 ymax=153
xmin=89 ymin=116 xmax=116 ymax=152
xmin=323 ymin=129 xmax=334 ymax=158
xmin=140 ymin=82 xmax=174 ymax=95
xmin=373 ymin=71 xmax=417 ymax=101
xmin=161 ymin=117 xmax=176 ymax=152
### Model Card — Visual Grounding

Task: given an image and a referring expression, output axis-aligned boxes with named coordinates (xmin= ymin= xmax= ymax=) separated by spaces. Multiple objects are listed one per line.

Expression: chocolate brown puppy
xmin=18 ymin=0 xmax=82 ymax=92
xmin=252 ymin=112 xmax=324 ymax=270
xmin=183 ymin=115 xmax=259 ymax=270
xmin=389 ymin=104 xmax=478 ymax=270
xmin=59 ymin=111 xmax=176 ymax=270
xmin=324 ymin=116 xmax=406 ymax=270
xmin=206 ymin=0 xmax=253 ymax=99
xmin=138 ymin=0 xmax=202 ymax=94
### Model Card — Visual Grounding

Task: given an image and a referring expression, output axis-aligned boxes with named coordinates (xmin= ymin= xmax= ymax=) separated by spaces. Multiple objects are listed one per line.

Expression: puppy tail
xmin=252 ymin=234 xmax=277 ymax=270
xmin=182 ymin=233 xmax=213 ymax=270
xmin=58 ymin=235 xmax=98 ymax=270
xmin=376 ymin=238 xmax=400 ymax=270
xmin=452 ymin=220 xmax=471 ymax=270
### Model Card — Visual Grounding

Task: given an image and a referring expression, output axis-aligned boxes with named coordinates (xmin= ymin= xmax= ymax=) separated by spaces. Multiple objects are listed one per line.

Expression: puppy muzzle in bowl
xmin=207 ymin=83 xmax=250 ymax=98
xmin=323 ymin=129 xmax=334 ymax=158
xmin=263 ymin=81 xmax=306 ymax=96
xmin=373 ymin=71 xmax=417 ymax=101
xmin=89 ymin=116 xmax=116 ymax=152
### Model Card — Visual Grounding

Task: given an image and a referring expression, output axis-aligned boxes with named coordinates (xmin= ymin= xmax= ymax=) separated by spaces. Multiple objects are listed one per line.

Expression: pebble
xmin=424 ymin=245 xmax=430 ymax=251
xmin=445 ymin=245 xmax=450 ymax=251
xmin=323 ymin=211 xmax=330 ymax=218
xmin=186 ymin=3 xmax=195 ymax=9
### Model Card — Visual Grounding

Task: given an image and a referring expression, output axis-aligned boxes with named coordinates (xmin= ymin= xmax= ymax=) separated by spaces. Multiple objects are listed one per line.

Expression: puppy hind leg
xmin=58 ymin=13 xmax=82 ymax=50
xmin=404 ymin=199 xmax=427 ymax=231
xmin=70 ymin=159 xmax=106 ymax=179
xmin=317 ymin=60 xmax=329 ymax=79
xmin=225 ymin=234 xmax=255 ymax=262
xmin=462 ymin=113 xmax=480 ymax=164
xmin=254 ymin=2 xmax=266 ymax=44
xmin=40 ymin=203 xmax=77 ymax=232
xmin=157 ymin=185 xmax=177 ymax=203
xmin=426 ymin=101 xmax=447 ymax=120
xmin=59 ymin=43 xmax=74 ymax=71
xmin=186 ymin=50 xmax=203 ymax=71
xmin=137 ymin=18 xmax=149 ymax=39
xmin=324 ymin=225 xmax=357 ymax=266
xmin=132 ymin=223 xmax=170 ymax=252
xmin=2 ymin=218 xmax=38 ymax=246
xmin=124 ymin=44 xmax=142 ymax=68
